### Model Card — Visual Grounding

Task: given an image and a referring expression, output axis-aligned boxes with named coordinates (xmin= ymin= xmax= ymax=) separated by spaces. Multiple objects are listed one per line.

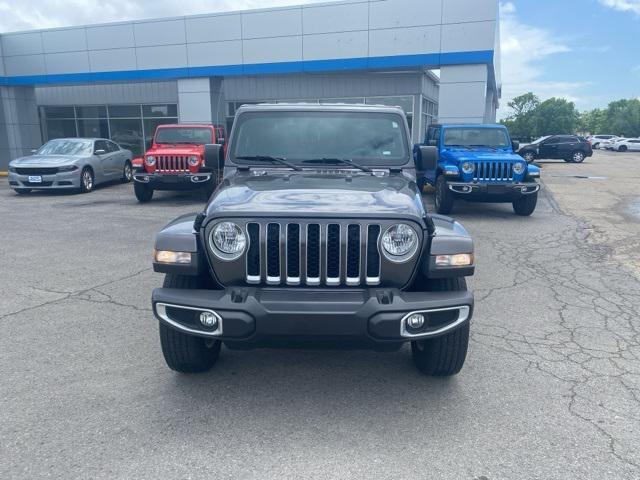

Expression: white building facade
xmin=0 ymin=0 xmax=501 ymax=168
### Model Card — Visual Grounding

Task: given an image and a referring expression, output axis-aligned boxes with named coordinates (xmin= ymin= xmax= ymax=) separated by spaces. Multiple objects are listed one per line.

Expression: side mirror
xmin=512 ymin=141 xmax=520 ymax=151
xmin=204 ymin=144 xmax=224 ymax=172
xmin=414 ymin=145 xmax=439 ymax=172
xmin=94 ymin=149 xmax=106 ymax=155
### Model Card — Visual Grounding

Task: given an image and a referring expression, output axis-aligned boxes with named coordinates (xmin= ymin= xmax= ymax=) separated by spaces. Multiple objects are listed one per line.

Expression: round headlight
xmin=145 ymin=155 xmax=156 ymax=166
xmin=188 ymin=156 xmax=199 ymax=166
xmin=210 ymin=222 xmax=246 ymax=259
xmin=381 ymin=224 xmax=418 ymax=259
xmin=461 ymin=162 xmax=475 ymax=174
xmin=513 ymin=162 xmax=526 ymax=175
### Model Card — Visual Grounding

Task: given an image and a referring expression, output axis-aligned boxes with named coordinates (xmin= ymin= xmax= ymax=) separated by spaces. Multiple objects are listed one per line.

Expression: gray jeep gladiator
xmin=151 ymin=104 xmax=476 ymax=376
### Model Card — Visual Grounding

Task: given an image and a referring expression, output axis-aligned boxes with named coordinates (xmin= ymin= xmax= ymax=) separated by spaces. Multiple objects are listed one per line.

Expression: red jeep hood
xmin=147 ymin=144 xmax=204 ymax=155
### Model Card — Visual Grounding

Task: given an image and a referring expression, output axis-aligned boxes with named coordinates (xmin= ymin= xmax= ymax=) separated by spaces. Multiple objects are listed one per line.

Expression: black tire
xmin=79 ymin=167 xmax=94 ymax=193
xmin=159 ymin=274 xmax=221 ymax=373
xmin=512 ymin=191 xmax=538 ymax=216
xmin=618 ymin=145 xmax=628 ymax=152
xmin=122 ymin=161 xmax=133 ymax=183
xmin=522 ymin=151 xmax=536 ymax=163
xmin=134 ymin=181 xmax=153 ymax=202
xmin=571 ymin=151 xmax=586 ymax=163
xmin=13 ymin=188 xmax=32 ymax=195
xmin=411 ymin=277 xmax=470 ymax=376
xmin=435 ymin=175 xmax=454 ymax=215
xmin=593 ymin=143 xmax=600 ymax=149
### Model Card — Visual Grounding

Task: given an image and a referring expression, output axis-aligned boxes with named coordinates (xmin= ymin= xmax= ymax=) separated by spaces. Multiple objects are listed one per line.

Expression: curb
xmin=0 ymin=171 xmax=7 ymax=177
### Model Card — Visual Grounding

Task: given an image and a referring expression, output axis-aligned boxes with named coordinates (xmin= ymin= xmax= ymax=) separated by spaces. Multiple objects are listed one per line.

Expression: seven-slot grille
xmin=15 ymin=167 xmax=61 ymax=175
xmin=156 ymin=155 xmax=190 ymax=173
xmin=245 ymin=222 xmax=381 ymax=287
xmin=472 ymin=162 xmax=514 ymax=181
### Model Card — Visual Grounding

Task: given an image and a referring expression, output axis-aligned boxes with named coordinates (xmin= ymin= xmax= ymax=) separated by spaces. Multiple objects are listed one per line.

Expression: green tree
xmin=531 ymin=98 xmax=580 ymax=137
xmin=602 ymin=99 xmax=640 ymax=137
xmin=500 ymin=92 xmax=540 ymax=140
xmin=579 ymin=108 xmax=606 ymax=134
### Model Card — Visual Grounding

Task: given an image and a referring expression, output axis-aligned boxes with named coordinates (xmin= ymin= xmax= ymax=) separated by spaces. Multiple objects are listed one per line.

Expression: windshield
xmin=155 ymin=127 xmax=213 ymax=144
xmin=231 ymin=111 xmax=409 ymax=166
xmin=37 ymin=139 xmax=93 ymax=156
xmin=443 ymin=128 xmax=510 ymax=148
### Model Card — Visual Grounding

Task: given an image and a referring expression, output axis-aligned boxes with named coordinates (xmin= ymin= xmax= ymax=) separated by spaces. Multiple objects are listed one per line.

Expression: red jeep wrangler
xmin=132 ymin=124 xmax=226 ymax=202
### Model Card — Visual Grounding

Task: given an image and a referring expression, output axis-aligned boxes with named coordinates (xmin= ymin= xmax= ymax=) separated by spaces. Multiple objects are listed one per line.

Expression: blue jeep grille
xmin=473 ymin=162 xmax=514 ymax=181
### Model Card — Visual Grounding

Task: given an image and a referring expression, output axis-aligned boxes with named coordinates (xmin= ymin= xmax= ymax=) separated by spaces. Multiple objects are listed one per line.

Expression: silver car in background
xmin=8 ymin=138 xmax=133 ymax=194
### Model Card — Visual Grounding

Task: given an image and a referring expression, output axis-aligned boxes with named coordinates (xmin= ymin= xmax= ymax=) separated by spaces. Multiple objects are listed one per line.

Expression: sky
xmin=0 ymin=0 xmax=638 ymax=117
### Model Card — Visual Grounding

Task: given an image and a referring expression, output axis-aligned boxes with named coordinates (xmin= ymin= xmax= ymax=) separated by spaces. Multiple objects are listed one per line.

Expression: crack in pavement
xmin=0 ymin=267 xmax=153 ymax=321
xmin=472 ymin=214 xmax=640 ymax=472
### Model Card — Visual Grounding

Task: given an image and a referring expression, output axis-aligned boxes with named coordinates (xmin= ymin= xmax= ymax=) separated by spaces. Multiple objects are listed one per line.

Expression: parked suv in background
xmin=612 ymin=138 xmax=640 ymax=152
xmin=587 ymin=135 xmax=617 ymax=149
xmin=418 ymin=124 xmax=540 ymax=216
xmin=132 ymin=124 xmax=226 ymax=202
xmin=517 ymin=135 xmax=593 ymax=163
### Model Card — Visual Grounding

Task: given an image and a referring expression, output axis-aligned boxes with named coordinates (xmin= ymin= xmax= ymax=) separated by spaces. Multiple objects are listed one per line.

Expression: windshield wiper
xmin=445 ymin=144 xmax=475 ymax=151
xmin=302 ymin=158 xmax=372 ymax=173
xmin=470 ymin=144 xmax=499 ymax=152
xmin=235 ymin=155 xmax=302 ymax=171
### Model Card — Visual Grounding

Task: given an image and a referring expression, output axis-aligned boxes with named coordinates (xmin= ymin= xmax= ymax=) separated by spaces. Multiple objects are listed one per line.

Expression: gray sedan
xmin=8 ymin=138 xmax=133 ymax=194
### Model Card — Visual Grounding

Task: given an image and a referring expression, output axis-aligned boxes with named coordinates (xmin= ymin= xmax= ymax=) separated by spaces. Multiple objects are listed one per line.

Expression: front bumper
xmin=133 ymin=170 xmax=213 ymax=190
xmin=151 ymin=287 xmax=473 ymax=348
xmin=447 ymin=181 xmax=539 ymax=199
xmin=8 ymin=171 xmax=80 ymax=189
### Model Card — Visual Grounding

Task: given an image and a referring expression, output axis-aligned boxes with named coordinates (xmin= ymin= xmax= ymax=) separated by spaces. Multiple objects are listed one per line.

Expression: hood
xmin=442 ymin=149 xmax=524 ymax=163
xmin=206 ymin=171 xmax=425 ymax=220
xmin=147 ymin=144 xmax=204 ymax=155
xmin=10 ymin=155 xmax=83 ymax=166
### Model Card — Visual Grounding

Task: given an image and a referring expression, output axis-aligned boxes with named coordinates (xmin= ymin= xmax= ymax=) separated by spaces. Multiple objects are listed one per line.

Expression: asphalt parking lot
xmin=1 ymin=149 xmax=639 ymax=479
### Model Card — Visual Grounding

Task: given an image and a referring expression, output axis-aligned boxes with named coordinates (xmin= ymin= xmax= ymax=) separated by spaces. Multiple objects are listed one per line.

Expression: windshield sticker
xmin=383 ymin=151 xmax=391 ymax=155
xmin=392 ymin=122 xmax=399 ymax=129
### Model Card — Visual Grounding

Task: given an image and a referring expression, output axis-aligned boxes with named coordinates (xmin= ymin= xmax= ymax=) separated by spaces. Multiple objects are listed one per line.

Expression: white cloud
xmin=0 ymin=0 xmax=327 ymax=32
xmin=498 ymin=2 xmax=587 ymax=118
xmin=599 ymin=0 xmax=640 ymax=15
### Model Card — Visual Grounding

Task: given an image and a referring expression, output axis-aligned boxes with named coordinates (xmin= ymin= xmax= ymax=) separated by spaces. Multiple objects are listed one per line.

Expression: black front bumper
xmin=447 ymin=181 xmax=539 ymax=201
xmin=133 ymin=170 xmax=213 ymax=191
xmin=152 ymin=287 xmax=473 ymax=349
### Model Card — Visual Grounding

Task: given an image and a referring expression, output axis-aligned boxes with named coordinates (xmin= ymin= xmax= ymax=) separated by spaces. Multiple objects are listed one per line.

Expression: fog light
xmin=199 ymin=311 xmax=218 ymax=328
xmin=407 ymin=313 xmax=425 ymax=329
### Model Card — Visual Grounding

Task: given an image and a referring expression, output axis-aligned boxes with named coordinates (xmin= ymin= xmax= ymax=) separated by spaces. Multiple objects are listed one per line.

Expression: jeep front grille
xmin=473 ymin=162 xmax=514 ymax=181
xmin=156 ymin=155 xmax=190 ymax=173
xmin=245 ymin=222 xmax=381 ymax=287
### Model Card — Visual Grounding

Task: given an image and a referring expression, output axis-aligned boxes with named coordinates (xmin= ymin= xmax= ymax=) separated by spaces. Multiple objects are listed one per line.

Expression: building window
xmin=40 ymin=104 xmax=178 ymax=157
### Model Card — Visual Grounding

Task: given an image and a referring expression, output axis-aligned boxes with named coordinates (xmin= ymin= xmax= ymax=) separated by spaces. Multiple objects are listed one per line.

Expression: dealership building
xmin=0 ymin=0 xmax=501 ymax=169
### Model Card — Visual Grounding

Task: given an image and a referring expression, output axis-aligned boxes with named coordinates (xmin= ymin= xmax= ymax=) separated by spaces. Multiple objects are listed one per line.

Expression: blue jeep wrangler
xmin=415 ymin=124 xmax=541 ymax=216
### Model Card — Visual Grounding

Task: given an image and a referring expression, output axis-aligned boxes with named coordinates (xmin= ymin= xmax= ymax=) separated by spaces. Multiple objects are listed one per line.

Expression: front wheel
xmin=159 ymin=274 xmax=221 ymax=373
xmin=435 ymin=176 xmax=455 ymax=215
xmin=79 ymin=167 xmax=94 ymax=193
xmin=411 ymin=277 xmax=470 ymax=376
xmin=122 ymin=161 xmax=133 ymax=183
xmin=571 ymin=151 xmax=586 ymax=163
xmin=522 ymin=151 xmax=536 ymax=163
xmin=134 ymin=181 xmax=153 ymax=202
xmin=512 ymin=191 xmax=538 ymax=216
xmin=618 ymin=145 xmax=628 ymax=152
